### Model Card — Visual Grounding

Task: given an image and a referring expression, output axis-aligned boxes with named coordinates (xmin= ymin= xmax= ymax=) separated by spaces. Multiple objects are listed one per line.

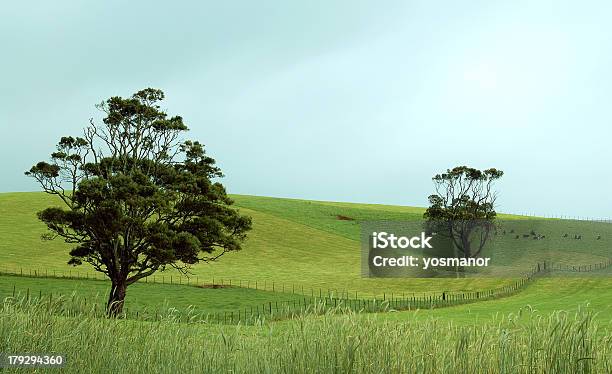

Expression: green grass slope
xmin=1 ymin=192 xmax=611 ymax=297
xmin=381 ymin=277 xmax=612 ymax=325
xmin=230 ymin=194 xmax=425 ymax=240
xmin=0 ymin=274 xmax=304 ymax=316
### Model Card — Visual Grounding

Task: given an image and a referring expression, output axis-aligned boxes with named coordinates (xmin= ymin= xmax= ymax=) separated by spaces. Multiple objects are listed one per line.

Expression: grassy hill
xmin=0 ymin=192 xmax=506 ymax=296
xmin=0 ymin=193 xmax=612 ymax=350
xmin=1 ymin=192 xmax=611 ymax=299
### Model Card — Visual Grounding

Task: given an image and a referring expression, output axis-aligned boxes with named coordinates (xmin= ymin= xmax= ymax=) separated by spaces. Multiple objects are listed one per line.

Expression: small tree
xmin=26 ymin=88 xmax=252 ymax=315
xmin=424 ymin=166 xmax=503 ymax=258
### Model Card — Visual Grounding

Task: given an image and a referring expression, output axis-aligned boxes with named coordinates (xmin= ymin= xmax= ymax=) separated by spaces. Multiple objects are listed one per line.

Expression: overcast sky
xmin=1 ymin=0 xmax=611 ymax=218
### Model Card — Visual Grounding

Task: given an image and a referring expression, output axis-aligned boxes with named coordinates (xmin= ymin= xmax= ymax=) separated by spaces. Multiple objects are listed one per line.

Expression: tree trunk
xmin=461 ymin=234 xmax=472 ymax=258
xmin=107 ymin=278 xmax=127 ymax=317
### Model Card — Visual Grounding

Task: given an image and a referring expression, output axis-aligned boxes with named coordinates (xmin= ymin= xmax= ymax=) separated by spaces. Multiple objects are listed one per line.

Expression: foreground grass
xmin=1 ymin=300 xmax=611 ymax=373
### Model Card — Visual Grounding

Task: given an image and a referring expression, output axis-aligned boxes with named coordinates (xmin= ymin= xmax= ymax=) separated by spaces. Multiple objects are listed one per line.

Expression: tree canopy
xmin=26 ymin=88 xmax=252 ymax=314
xmin=424 ymin=166 xmax=503 ymax=259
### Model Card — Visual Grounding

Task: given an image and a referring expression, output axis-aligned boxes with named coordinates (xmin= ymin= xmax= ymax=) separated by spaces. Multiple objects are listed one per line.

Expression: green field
xmin=4 ymin=273 xmax=612 ymax=327
xmin=1 ymin=191 xmax=612 ymax=320
xmin=2 ymin=301 xmax=611 ymax=373
xmin=0 ymin=192 xmax=513 ymax=296
xmin=3 ymin=192 xmax=610 ymax=298
xmin=0 ymin=274 xmax=306 ymax=317
xmin=1 ymin=191 xmax=612 ymax=372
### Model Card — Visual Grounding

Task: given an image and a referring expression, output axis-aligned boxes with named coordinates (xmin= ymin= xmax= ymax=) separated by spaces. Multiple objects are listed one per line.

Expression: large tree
xmin=26 ymin=88 xmax=252 ymax=315
xmin=424 ymin=166 xmax=503 ymax=259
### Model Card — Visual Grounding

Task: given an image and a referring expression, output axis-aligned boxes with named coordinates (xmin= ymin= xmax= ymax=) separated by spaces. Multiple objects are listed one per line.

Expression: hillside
xmin=1 ymin=192 xmax=610 ymax=297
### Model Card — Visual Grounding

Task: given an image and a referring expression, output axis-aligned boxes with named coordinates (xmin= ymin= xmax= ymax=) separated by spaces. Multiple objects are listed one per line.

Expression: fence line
xmin=2 ymin=258 xmax=611 ymax=325
xmin=503 ymin=212 xmax=612 ymax=222
xmin=2 ymin=257 xmax=612 ymax=297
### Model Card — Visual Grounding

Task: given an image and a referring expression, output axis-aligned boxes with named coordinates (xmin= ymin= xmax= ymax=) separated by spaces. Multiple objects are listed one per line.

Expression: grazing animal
xmin=523 ymin=234 xmax=530 ymax=238
xmin=563 ymin=233 xmax=568 ymax=238
xmin=515 ymin=235 xmax=520 ymax=239
xmin=510 ymin=229 xmax=515 ymax=234
xmin=597 ymin=235 xmax=602 ymax=240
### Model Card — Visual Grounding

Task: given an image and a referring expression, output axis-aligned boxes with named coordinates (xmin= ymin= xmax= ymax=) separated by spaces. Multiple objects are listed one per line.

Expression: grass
xmin=230 ymin=194 xmax=426 ymax=240
xmin=2 ymin=192 xmax=612 ymax=372
xmin=1 ymin=299 xmax=610 ymax=373
xmin=4 ymin=192 xmax=611 ymax=298
xmin=381 ymin=277 xmax=612 ymax=326
xmin=0 ymin=274 xmax=307 ymax=316
xmin=3 ymin=271 xmax=612 ymax=328
xmin=0 ymin=192 xmax=519 ymax=296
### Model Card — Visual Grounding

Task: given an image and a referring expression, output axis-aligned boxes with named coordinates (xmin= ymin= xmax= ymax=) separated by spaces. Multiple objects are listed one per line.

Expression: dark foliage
xmin=424 ymin=166 xmax=503 ymax=259
xmin=26 ymin=88 xmax=252 ymax=315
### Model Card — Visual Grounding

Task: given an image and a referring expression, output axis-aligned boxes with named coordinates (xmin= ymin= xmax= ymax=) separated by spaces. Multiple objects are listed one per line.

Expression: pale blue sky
xmin=1 ymin=1 xmax=611 ymax=217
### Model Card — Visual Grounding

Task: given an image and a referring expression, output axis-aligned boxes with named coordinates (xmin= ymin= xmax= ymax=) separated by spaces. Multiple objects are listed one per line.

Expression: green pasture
xmin=2 ymin=191 xmax=612 ymax=373
xmin=3 ymin=272 xmax=612 ymax=327
xmin=379 ymin=277 xmax=612 ymax=326
xmin=2 ymin=300 xmax=611 ymax=373
xmin=1 ymin=192 xmax=611 ymax=298
xmin=0 ymin=274 xmax=306 ymax=316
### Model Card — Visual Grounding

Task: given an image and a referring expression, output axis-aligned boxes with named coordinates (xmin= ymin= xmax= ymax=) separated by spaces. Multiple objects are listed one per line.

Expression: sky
xmin=1 ymin=0 xmax=611 ymax=218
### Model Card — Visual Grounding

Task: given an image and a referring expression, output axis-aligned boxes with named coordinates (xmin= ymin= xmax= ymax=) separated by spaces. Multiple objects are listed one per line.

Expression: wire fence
xmin=505 ymin=212 xmax=612 ymax=222
xmin=3 ymin=258 xmax=611 ymax=325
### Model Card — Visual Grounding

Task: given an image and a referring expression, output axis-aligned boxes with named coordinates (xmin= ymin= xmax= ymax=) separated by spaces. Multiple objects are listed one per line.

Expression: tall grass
xmin=1 ymin=297 xmax=611 ymax=373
